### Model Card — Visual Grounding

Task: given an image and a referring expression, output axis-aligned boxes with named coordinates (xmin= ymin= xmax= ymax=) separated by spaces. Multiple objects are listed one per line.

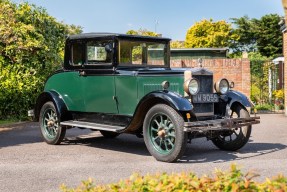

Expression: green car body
xmin=34 ymin=33 xmax=260 ymax=162
xmin=44 ymin=71 xmax=185 ymax=115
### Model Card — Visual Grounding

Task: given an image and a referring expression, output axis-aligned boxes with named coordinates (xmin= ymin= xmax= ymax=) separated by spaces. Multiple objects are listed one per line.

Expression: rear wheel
xmin=212 ymin=104 xmax=252 ymax=151
xmin=39 ymin=101 xmax=66 ymax=145
xmin=143 ymin=104 xmax=187 ymax=163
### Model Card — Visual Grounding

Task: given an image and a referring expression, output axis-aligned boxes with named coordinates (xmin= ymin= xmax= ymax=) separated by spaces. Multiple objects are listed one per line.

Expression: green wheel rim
xmin=41 ymin=108 xmax=59 ymax=140
xmin=148 ymin=113 xmax=176 ymax=155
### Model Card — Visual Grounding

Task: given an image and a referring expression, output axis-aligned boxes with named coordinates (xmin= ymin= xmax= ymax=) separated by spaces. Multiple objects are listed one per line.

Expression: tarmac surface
xmin=0 ymin=114 xmax=287 ymax=192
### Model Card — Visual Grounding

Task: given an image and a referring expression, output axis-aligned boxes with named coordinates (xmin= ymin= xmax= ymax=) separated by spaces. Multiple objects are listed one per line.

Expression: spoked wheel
xmin=143 ymin=104 xmax=187 ymax=162
xmin=212 ymin=104 xmax=252 ymax=151
xmin=39 ymin=102 xmax=66 ymax=145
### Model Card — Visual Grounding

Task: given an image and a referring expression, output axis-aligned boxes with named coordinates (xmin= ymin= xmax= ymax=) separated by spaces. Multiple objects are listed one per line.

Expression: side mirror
xmin=230 ymin=81 xmax=235 ymax=89
xmin=105 ymin=44 xmax=113 ymax=53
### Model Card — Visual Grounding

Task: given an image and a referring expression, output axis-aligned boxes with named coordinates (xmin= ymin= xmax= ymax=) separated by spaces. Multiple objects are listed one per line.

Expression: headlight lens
xmin=184 ymin=78 xmax=199 ymax=95
xmin=215 ymin=78 xmax=229 ymax=94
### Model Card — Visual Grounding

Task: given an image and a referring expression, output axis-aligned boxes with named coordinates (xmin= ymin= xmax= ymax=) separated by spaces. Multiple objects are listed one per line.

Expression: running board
xmin=60 ymin=120 xmax=125 ymax=133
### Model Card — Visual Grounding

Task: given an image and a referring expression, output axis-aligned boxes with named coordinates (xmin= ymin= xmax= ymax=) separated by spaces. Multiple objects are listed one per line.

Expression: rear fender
xmin=34 ymin=91 xmax=72 ymax=121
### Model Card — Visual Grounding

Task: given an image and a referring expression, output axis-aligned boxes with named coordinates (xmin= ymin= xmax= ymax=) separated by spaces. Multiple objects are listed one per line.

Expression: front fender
xmin=225 ymin=90 xmax=253 ymax=109
xmin=34 ymin=91 xmax=72 ymax=121
xmin=124 ymin=91 xmax=194 ymax=133
xmin=139 ymin=90 xmax=193 ymax=112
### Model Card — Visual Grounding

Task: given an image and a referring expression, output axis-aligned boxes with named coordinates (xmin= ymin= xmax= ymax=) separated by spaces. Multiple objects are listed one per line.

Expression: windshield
xmin=119 ymin=40 xmax=168 ymax=67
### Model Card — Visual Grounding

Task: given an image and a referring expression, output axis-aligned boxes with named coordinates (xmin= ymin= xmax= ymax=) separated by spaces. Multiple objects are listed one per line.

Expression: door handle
xmin=79 ymin=71 xmax=86 ymax=76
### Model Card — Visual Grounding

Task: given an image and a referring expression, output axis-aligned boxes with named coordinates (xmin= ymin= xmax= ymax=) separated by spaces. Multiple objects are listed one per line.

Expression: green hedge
xmin=254 ymin=104 xmax=274 ymax=111
xmin=60 ymin=165 xmax=287 ymax=192
xmin=0 ymin=0 xmax=82 ymax=120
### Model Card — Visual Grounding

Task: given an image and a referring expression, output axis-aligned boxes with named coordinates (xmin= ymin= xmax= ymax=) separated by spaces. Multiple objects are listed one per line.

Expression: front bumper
xmin=184 ymin=116 xmax=260 ymax=132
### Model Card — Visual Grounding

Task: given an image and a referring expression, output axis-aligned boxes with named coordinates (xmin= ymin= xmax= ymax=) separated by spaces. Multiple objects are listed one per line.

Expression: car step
xmin=60 ymin=120 xmax=125 ymax=132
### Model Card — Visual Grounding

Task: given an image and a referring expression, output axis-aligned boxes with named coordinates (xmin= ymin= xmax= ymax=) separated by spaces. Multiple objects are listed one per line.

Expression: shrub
xmin=273 ymin=89 xmax=284 ymax=101
xmin=60 ymin=165 xmax=287 ymax=192
xmin=273 ymin=89 xmax=285 ymax=110
xmin=254 ymin=104 xmax=273 ymax=111
xmin=0 ymin=0 xmax=82 ymax=120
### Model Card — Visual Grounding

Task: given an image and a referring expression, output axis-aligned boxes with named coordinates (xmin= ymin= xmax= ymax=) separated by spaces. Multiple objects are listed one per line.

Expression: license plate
xmin=192 ymin=94 xmax=219 ymax=103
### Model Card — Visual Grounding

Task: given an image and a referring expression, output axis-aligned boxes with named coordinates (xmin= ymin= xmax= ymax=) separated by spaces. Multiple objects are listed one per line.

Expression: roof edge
xmin=171 ymin=47 xmax=229 ymax=52
xmin=67 ymin=32 xmax=171 ymax=41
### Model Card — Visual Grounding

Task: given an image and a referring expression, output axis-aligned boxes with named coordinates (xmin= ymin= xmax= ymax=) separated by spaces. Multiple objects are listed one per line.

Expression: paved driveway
xmin=0 ymin=114 xmax=287 ymax=192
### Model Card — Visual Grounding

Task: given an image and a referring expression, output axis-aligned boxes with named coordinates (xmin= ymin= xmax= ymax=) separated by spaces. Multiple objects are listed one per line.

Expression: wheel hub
xmin=47 ymin=121 xmax=55 ymax=127
xmin=157 ymin=128 xmax=166 ymax=138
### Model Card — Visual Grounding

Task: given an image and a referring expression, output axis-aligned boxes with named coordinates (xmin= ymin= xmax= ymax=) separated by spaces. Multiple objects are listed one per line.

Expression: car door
xmin=80 ymin=39 xmax=118 ymax=114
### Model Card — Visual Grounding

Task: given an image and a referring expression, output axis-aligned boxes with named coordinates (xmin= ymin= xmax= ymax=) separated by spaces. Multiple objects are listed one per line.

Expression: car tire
xmin=100 ymin=130 xmax=120 ymax=138
xmin=211 ymin=104 xmax=252 ymax=151
xmin=39 ymin=101 xmax=66 ymax=145
xmin=143 ymin=104 xmax=187 ymax=163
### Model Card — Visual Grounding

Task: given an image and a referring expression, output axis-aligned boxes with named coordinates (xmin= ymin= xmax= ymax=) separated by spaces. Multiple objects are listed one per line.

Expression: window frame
xmin=66 ymin=38 xmax=115 ymax=70
xmin=117 ymin=39 xmax=169 ymax=68
xmin=85 ymin=40 xmax=114 ymax=66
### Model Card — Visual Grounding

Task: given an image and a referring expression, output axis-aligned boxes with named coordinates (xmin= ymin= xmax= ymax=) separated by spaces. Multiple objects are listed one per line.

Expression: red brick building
xmin=171 ymin=59 xmax=251 ymax=97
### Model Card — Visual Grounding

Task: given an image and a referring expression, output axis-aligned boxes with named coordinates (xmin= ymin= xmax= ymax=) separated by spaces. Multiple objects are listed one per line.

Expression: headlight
xmin=184 ymin=78 xmax=199 ymax=95
xmin=214 ymin=78 xmax=229 ymax=94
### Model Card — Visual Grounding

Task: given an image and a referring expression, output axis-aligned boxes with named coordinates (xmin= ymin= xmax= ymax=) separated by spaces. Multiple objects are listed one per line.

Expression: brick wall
xmin=171 ymin=58 xmax=251 ymax=97
xmin=283 ymin=31 xmax=287 ymax=115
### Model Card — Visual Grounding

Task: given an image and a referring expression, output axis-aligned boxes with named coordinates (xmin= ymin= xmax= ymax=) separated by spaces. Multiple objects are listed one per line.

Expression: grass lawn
xmin=0 ymin=119 xmax=18 ymax=126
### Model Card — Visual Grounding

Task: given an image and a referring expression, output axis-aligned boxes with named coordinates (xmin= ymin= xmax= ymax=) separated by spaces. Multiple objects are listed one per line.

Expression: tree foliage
xmin=170 ymin=41 xmax=185 ymax=48
xmin=249 ymin=52 xmax=273 ymax=104
xmin=232 ymin=14 xmax=283 ymax=58
xmin=126 ymin=29 xmax=159 ymax=37
xmin=185 ymin=19 xmax=239 ymax=48
xmin=230 ymin=16 xmax=257 ymax=54
xmin=0 ymin=0 xmax=82 ymax=119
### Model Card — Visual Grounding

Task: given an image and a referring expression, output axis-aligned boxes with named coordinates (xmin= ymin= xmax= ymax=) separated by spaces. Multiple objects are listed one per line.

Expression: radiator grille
xmin=193 ymin=75 xmax=213 ymax=94
xmin=192 ymin=75 xmax=214 ymax=115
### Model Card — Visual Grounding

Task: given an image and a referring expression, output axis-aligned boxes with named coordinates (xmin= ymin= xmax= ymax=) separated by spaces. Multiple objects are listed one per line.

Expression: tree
xmin=170 ymin=41 xmax=185 ymax=48
xmin=230 ymin=16 xmax=257 ymax=53
xmin=249 ymin=52 xmax=271 ymax=104
xmin=0 ymin=0 xmax=82 ymax=119
xmin=126 ymin=28 xmax=159 ymax=37
xmin=185 ymin=19 xmax=239 ymax=48
xmin=232 ymin=14 xmax=283 ymax=58
xmin=254 ymin=14 xmax=282 ymax=58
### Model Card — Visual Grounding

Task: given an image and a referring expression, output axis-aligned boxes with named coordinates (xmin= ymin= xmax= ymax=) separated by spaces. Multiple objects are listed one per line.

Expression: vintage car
xmin=33 ymin=33 xmax=260 ymax=162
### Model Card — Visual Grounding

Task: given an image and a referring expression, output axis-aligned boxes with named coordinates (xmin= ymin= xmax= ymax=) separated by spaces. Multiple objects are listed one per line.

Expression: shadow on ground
xmin=62 ymin=133 xmax=287 ymax=163
xmin=63 ymin=133 xmax=150 ymax=156
xmin=180 ymin=141 xmax=287 ymax=163
xmin=1 ymin=122 xmax=286 ymax=164
xmin=0 ymin=123 xmax=42 ymax=148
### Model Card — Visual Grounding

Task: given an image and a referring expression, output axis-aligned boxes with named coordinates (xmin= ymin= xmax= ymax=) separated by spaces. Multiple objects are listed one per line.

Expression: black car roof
xmin=67 ymin=32 xmax=171 ymax=41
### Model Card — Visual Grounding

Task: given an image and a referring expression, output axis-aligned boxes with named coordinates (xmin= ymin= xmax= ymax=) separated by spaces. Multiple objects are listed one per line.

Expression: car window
xmin=147 ymin=44 xmax=166 ymax=66
xmin=71 ymin=42 xmax=84 ymax=65
xmin=86 ymin=41 xmax=112 ymax=64
xmin=131 ymin=45 xmax=143 ymax=65
xmin=119 ymin=40 xmax=167 ymax=66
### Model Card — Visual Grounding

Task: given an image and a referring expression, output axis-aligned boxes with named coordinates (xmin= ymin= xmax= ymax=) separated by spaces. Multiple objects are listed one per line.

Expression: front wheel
xmin=143 ymin=104 xmax=187 ymax=163
xmin=211 ymin=104 xmax=252 ymax=151
xmin=39 ymin=101 xmax=66 ymax=145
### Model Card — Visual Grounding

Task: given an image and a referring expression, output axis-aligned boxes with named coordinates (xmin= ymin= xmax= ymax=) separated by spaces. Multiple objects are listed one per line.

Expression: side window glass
xmin=132 ymin=45 xmax=143 ymax=65
xmin=87 ymin=41 xmax=112 ymax=64
xmin=71 ymin=42 xmax=84 ymax=65
xmin=119 ymin=41 xmax=144 ymax=65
